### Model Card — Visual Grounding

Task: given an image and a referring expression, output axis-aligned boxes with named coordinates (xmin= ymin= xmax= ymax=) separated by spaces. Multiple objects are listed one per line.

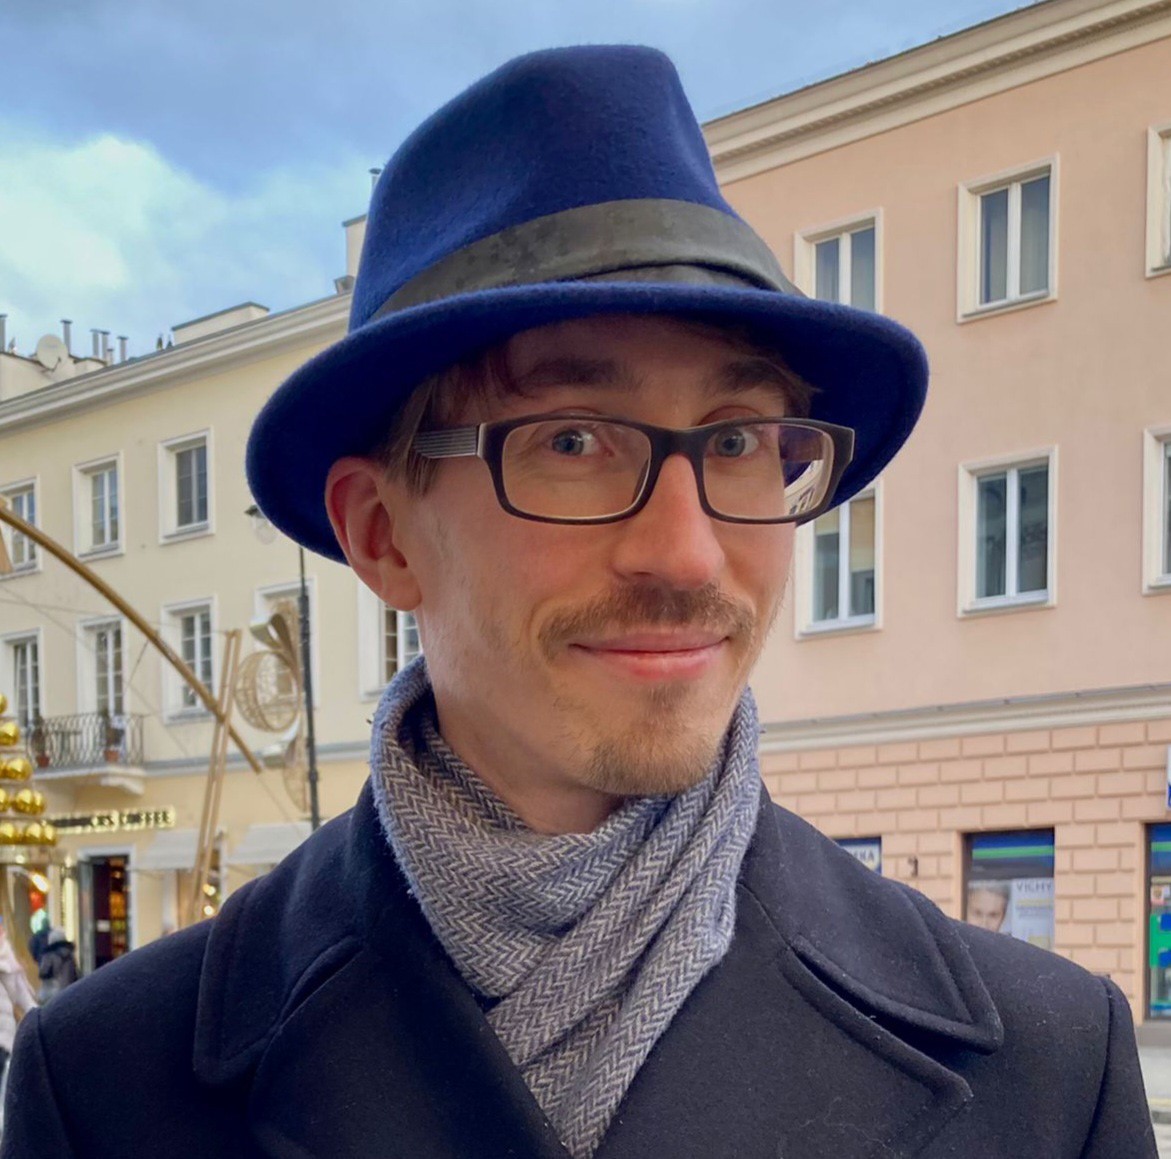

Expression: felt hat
xmin=246 ymin=44 xmax=928 ymax=561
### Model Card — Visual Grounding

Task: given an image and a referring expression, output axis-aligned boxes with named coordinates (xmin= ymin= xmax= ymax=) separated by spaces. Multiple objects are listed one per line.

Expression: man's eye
xmin=711 ymin=426 xmax=759 ymax=458
xmin=549 ymin=428 xmax=599 ymax=456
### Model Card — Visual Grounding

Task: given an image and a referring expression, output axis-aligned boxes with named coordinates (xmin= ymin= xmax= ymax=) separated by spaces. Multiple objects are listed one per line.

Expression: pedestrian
xmin=35 ymin=930 xmax=78 ymax=1004
xmin=0 ymin=44 xmax=1156 ymax=1158
xmin=0 ymin=922 xmax=36 ymax=1097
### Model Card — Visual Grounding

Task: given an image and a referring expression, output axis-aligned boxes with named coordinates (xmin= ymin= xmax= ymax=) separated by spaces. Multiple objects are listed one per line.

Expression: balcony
xmin=23 ymin=713 xmax=146 ymax=795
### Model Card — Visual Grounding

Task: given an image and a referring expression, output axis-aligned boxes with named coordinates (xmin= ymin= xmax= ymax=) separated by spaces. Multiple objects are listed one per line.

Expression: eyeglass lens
xmin=499 ymin=419 xmax=833 ymax=521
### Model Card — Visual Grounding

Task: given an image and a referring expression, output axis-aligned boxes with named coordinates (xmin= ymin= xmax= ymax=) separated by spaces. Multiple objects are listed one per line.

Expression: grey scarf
xmin=371 ymin=659 xmax=762 ymax=1158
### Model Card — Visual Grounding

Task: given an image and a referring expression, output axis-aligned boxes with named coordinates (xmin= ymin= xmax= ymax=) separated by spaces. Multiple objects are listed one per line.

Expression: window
xmin=964 ymin=830 xmax=1054 ymax=950
xmin=837 ymin=838 xmax=881 ymax=874
xmin=2 ymin=634 xmax=41 ymax=728
xmin=1143 ymin=428 xmax=1171 ymax=593
xmin=86 ymin=621 xmax=124 ymax=716
xmin=0 ymin=481 xmax=37 ymax=572
xmin=959 ymin=162 xmax=1056 ymax=317
xmin=812 ymin=493 xmax=875 ymax=625
xmin=74 ymin=457 xmax=122 ymax=556
xmin=256 ymin=583 xmax=316 ymax=705
xmin=163 ymin=601 xmax=214 ymax=714
xmin=959 ymin=451 xmax=1056 ymax=613
xmin=383 ymin=608 xmax=422 ymax=682
xmin=1146 ymin=125 xmax=1171 ymax=277
xmin=796 ymin=215 xmax=880 ymax=312
xmin=159 ymin=433 xmax=212 ymax=539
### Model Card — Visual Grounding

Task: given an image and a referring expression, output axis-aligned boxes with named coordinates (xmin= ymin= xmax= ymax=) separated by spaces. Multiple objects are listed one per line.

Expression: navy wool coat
xmin=1 ymin=781 xmax=1156 ymax=1158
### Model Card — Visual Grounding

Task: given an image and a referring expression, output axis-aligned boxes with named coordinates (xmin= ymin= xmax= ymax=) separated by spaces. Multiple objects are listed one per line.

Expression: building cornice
xmin=760 ymin=681 xmax=1171 ymax=752
xmin=0 ymin=293 xmax=350 ymax=434
xmin=706 ymin=0 xmax=1171 ymax=183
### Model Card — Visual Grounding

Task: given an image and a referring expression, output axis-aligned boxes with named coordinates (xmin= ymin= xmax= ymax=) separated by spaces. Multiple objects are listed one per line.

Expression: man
xmin=2 ymin=45 xmax=1154 ymax=1159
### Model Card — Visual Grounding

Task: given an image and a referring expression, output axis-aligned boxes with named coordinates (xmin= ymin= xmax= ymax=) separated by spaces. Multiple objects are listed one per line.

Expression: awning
xmin=134 ymin=828 xmax=198 ymax=872
xmin=225 ymin=822 xmax=311 ymax=868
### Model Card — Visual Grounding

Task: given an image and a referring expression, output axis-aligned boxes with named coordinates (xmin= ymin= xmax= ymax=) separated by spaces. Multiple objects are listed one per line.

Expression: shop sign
xmin=45 ymin=808 xmax=176 ymax=835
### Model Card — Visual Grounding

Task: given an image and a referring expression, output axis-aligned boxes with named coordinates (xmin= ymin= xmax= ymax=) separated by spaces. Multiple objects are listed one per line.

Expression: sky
xmin=0 ymin=0 xmax=1036 ymax=360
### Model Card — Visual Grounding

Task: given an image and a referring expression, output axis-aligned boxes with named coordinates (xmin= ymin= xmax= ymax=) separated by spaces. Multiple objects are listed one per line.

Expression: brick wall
xmin=763 ymin=716 xmax=1171 ymax=1015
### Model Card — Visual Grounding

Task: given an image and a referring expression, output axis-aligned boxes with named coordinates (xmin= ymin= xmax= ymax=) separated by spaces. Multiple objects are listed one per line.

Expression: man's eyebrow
xmin=511 ymin=357 xmax=626 ymax=395
xmin=705 ymin=357 xmax=795 ymax=406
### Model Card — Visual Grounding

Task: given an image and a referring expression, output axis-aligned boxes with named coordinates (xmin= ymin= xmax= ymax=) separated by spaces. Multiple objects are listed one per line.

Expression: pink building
xmin=707 ymin=0 xmax=1171 ymax=1022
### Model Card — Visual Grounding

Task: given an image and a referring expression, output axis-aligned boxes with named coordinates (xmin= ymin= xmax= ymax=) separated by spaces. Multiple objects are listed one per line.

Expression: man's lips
xmin=567 ymin=632 xmax=729 ymax=681
xmin=571 ymin=632 xmax=728 ymax=653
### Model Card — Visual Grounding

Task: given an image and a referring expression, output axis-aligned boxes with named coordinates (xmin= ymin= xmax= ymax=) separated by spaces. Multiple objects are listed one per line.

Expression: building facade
xmin=0 ymin=0 xmax=1168 ymax=1020
xmin=706 ymin=0 xmax=1171 ymax=1022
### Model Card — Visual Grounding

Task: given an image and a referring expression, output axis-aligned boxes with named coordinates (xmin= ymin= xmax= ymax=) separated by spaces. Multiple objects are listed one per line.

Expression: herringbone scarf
xmin=370 ymin=658 xmax=761 ymax=1159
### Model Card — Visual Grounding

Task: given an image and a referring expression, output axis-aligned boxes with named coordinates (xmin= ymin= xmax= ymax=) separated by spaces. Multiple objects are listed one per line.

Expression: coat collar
xmin=192 ymin=780 xmax=1003 ymax=1158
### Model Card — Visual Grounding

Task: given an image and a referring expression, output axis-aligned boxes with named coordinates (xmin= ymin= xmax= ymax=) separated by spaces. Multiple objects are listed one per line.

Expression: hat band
xmin=370 ymin=198 xmax=798 ymax=320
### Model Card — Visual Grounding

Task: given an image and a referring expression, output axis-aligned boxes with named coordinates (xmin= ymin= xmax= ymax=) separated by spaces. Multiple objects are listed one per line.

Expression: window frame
xmin=794 ymin=482 xmax=882 ymax=638
xmin=382 ymin=606 xmax=422 ymax=683
xmin=158 ymin=430 xmax=214 ymax=543
xmin=356 ymin=582 xmax=422 ymax=698
xmin=1146 ymin=123 xmax=1171 ymax=279
xmin=254 ymin=581 xmax=318 ymax=708
xmin=1142 ymin=425 xmax=1171 ymax=595
xmin=793 ymin=210 xmax=883 ymax=313
xmin=0 ymin=477 xmax=41 ymax=577
xmin=957 ymin=448 xmax=1058 ymax=616
xmin=1 ymin=629 xmax=44 ymax=728
xmin=957 ymin=158 xmax=1059 ymax=321
xmin=77 ymin=615 xmax=127 ymax=718
xmin=72 ymin=453 xmax=124 ymax=559
xmin=161 ymin=597 xmax=218 ymax=720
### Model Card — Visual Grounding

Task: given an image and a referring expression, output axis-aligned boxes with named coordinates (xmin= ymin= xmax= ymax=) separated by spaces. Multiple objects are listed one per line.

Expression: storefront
xmin=963 ymin=830 xmax=1055 ymax=950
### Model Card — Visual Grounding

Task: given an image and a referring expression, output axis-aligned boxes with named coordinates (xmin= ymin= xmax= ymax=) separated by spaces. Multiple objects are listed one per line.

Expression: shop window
xmin=79 ymin=853 xmax=131 ymax=971
xmin=965 ymin=830 xmax=1054 ymax=950
xmin=1148 ymin=824 xmax=1171 ymax=1018
xmin=837 ymin=837 xmax=882 ymax=874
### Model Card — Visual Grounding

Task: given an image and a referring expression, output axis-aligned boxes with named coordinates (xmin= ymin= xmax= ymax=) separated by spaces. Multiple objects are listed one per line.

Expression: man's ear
xmin=325 ymin=457 xmax=421 ymax=611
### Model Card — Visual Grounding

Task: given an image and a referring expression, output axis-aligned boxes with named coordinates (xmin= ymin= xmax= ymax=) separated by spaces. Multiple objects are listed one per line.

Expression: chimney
xmin=91 ymin=329 xmax=102 ymax=358
xmin=369 ymin=167 xmax=382 ymax=192
xmin=100 ymin=331 xmax=112 ymax=363
xmin=0 ymin=315 xmax=6 ymax=352
xmin=118 ymin=336 xmax=128 ymax=363
xmin=61 ymin=319 xmax=73 ymax=354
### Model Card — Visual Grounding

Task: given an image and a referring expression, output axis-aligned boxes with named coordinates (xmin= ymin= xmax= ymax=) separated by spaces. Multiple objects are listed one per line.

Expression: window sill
xmin=0 ymin=561 xmax=40 ymax=581
xmin=160 ymin=523 xmax=211 ymax=545
xmin=961 ymin=591 xmax=1053 ymax=617
xmin=1143 ymin=575 xmax=1171 ymax=596
xmin=165 ymin=706 xmax=213 ymax=724
xmin=77 ymin=544 xmax=124 ymax=562
xmin=798 ymin=615 xmax=879 ymax=639
xmin=958 ymin=290 xmax=1055 ymax=324
xmin=1145 ymin=262 xmax=1171 ymax=280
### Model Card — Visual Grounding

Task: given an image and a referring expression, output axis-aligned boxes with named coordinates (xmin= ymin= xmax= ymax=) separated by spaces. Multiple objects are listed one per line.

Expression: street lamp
xmin=245 ymin=505 xmax=321 ymax=831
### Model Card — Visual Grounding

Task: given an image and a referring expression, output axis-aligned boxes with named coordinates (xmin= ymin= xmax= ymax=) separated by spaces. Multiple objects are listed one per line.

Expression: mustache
xmin=538 ymin=583 xmax=755 ymax=657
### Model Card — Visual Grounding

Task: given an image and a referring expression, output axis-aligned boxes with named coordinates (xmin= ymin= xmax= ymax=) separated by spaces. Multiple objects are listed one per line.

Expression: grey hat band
xmin=370 ymin=198 xmax=799 ymax=320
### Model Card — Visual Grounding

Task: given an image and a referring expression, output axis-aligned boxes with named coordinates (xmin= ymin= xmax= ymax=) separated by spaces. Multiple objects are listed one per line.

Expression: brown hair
xmin=370 ymin=318 xmax=817 ymax=493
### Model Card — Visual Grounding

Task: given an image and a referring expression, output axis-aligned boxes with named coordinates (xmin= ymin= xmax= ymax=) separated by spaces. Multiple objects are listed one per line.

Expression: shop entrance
xmin=78 ymin=853 xmax=131 ymax=973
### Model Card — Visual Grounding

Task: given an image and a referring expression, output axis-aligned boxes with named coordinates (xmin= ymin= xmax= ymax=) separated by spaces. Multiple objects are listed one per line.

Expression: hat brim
xmin=246 ymin=280 xmax=927 ymax=562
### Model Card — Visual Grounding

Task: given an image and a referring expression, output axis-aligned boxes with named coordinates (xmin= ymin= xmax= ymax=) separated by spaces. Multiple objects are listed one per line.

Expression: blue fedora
xmin=246 ymin=44 xmax=927 ymax=562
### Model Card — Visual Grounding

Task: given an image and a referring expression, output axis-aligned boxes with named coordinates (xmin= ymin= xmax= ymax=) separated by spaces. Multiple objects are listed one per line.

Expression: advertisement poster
xmin=1008 ymin=877 xmax=1054 ymax=950
xmin=965 ymin=830 xmax=1056 ymax=948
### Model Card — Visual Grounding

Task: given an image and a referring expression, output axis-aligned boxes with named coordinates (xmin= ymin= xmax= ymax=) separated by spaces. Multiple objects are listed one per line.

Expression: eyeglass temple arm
xmin=412 ymin=427 xmax=481 ymax=459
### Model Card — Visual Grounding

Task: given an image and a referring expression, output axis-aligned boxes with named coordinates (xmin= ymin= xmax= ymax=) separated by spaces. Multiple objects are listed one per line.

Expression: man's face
xmin=967 ymin=887 xmax=1009 ymax=932
xmin=386 ymin=315 xmax=796 ymax=824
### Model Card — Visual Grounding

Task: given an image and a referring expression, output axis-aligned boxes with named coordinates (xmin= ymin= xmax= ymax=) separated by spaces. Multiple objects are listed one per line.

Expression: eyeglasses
xmin=411 ymin=414 xmax=855 ymax=525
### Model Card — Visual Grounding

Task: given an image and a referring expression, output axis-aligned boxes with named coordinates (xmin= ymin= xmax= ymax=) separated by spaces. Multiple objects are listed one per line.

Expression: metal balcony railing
xmin=21 ymin=713 xmax=145 ymax=771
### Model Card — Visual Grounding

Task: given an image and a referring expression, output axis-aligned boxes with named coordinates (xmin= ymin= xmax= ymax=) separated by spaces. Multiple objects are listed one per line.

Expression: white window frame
xmin=161 ymin=598 xmax=218 ymax=719
xmin=793 ymin=211 xmax=883 ymax=313
xmin=356 ymin=582 xmax=422 ymax=698
xmin=794 ymin=483 xmax=883 ymax=637
xmin=72 ymin=453 xmax=124 ymax=559
xmin=957 ymin=158 xmax=1058 ymax=321
xmin=1146 ymin=123 xmax=1171 ymax=279
xmin=1 ymin=629 xmax=44 ymax=728
xmin=0 ymin=477 xmax=41 ymax=576
xmin=158 ymin=430 xmax=214 ymax=542
xmin=1142 ymin=425 xmax=1171 ymax=594
xmin=382 ymin=607 xmax=421 ymax=683
xmin=77 ymin=616 xmax=128 ymax=717
xmin=254 ymin=581 xmax=318 ymax=707
xmin=958 ymin=448 xmax=1058 ymax=616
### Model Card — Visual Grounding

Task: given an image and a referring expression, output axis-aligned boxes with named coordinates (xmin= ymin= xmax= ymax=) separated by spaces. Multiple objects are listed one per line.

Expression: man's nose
xmin=608 ymin=454 xmax=725 ymax=589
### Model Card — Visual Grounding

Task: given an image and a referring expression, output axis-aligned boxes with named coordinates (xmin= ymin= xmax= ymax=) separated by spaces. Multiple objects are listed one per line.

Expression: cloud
xmin=0 ymin=122 xmax=366 ymax=358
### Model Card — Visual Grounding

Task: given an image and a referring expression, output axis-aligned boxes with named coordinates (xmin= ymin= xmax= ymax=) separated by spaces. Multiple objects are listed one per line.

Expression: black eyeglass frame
xmin=411 ymin=414 xmax=856 ymax=526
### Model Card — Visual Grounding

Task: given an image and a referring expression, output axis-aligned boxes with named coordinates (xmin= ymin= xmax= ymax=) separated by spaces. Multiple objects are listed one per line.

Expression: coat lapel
xmin=597 ymin=795 xmax=1004 ymax=1159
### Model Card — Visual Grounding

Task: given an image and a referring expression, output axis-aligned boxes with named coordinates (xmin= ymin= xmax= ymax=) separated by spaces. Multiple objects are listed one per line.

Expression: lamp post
xmin=246 ymin=506 xmax=321 ymax=831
